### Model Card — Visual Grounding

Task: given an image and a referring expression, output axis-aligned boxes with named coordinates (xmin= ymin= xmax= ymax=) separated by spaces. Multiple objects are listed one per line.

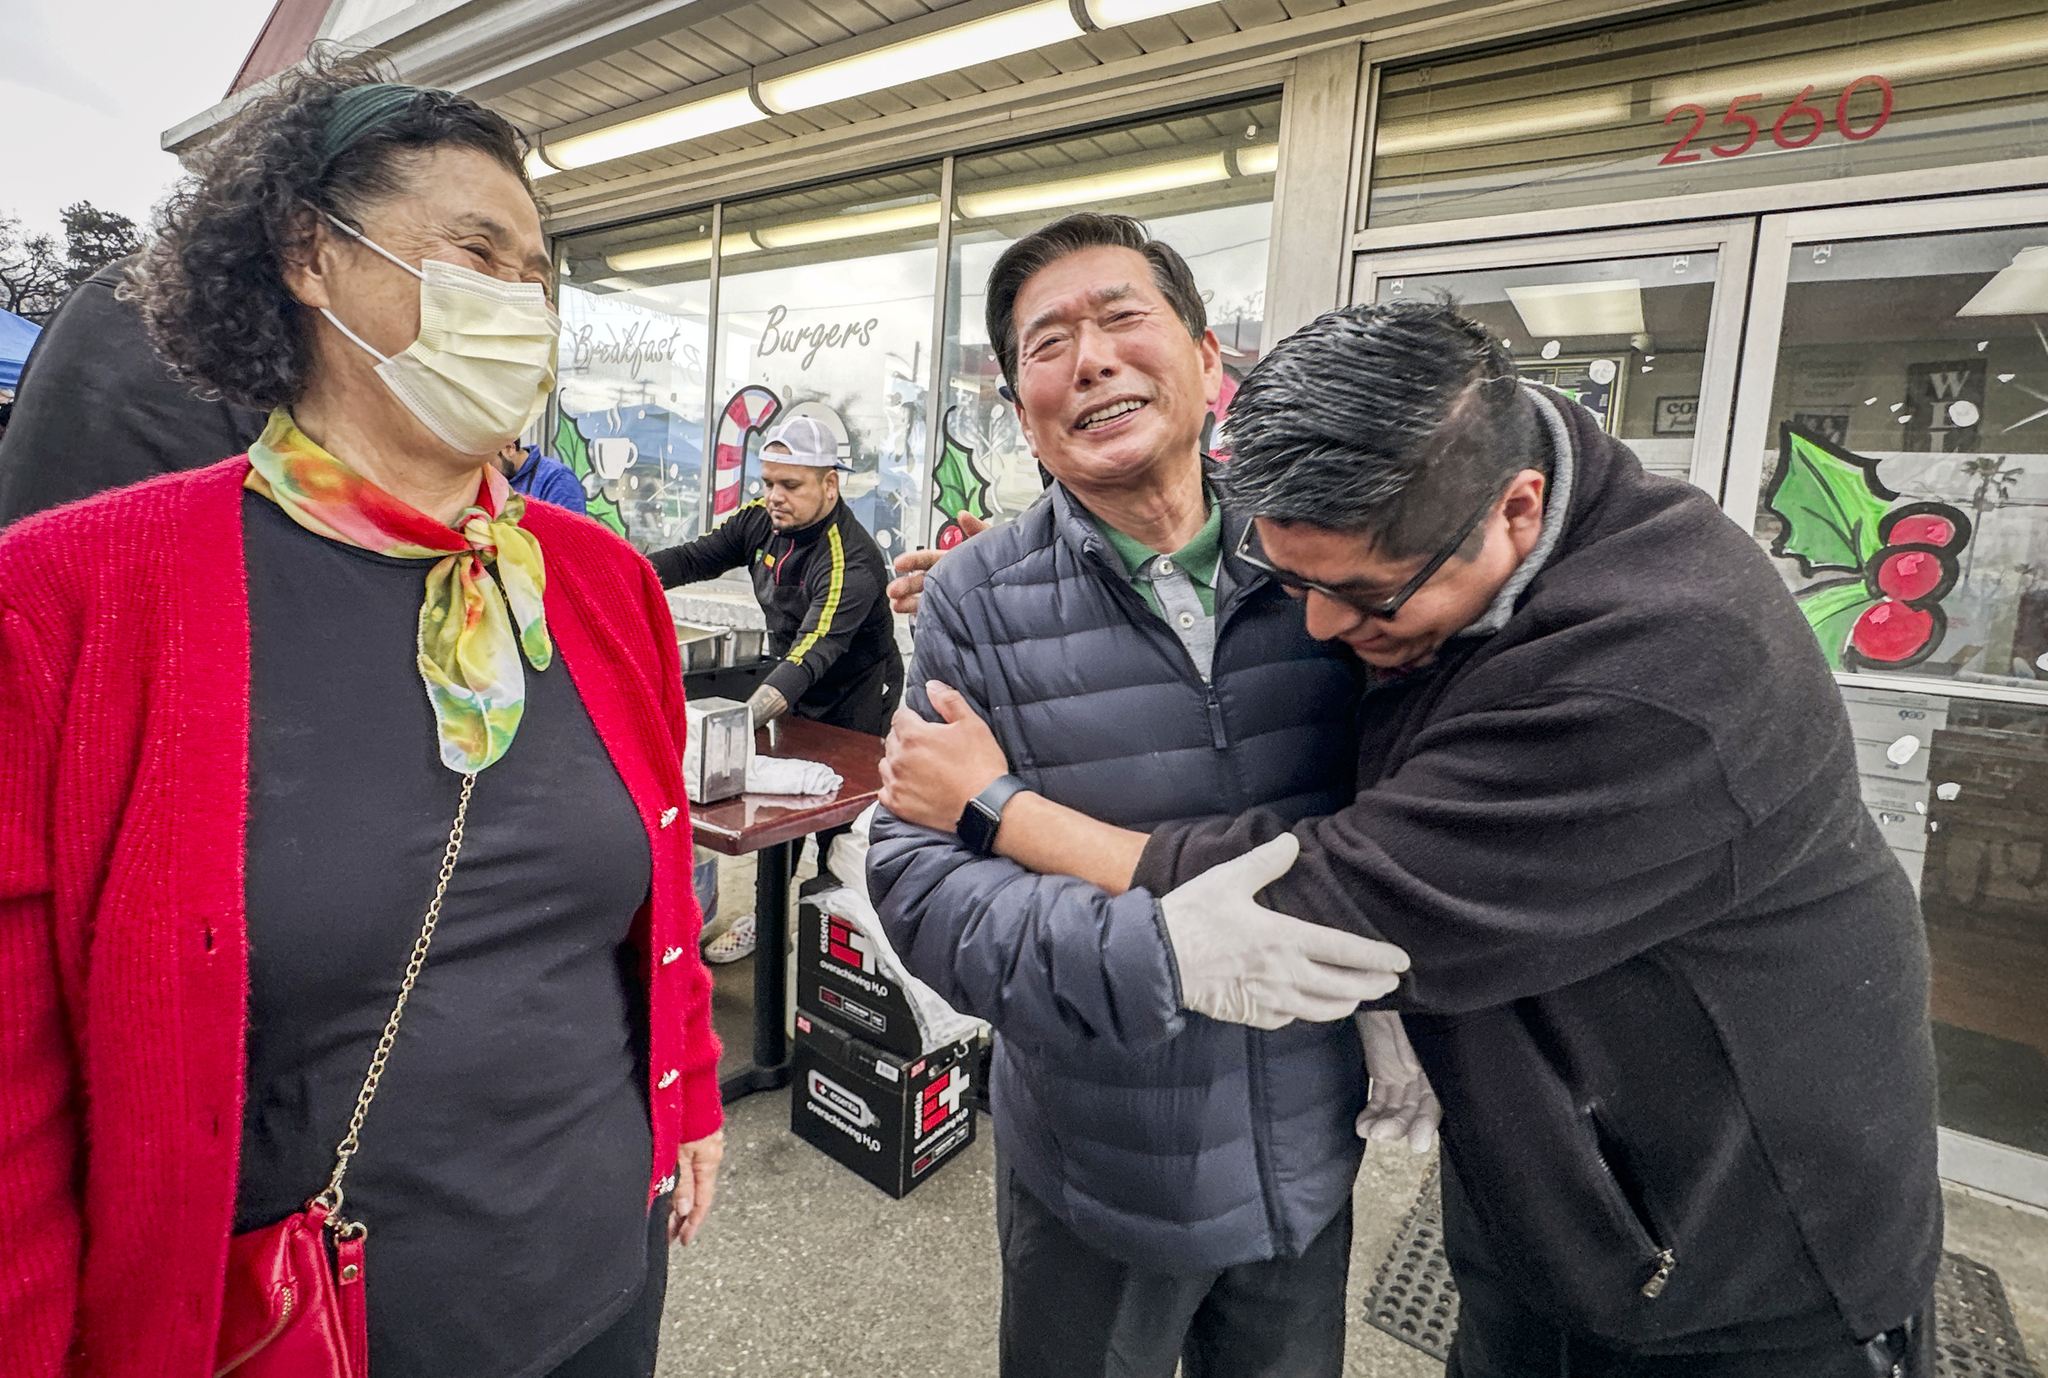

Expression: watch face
xmin=958 ymin=799 xmax=1000 ymax=855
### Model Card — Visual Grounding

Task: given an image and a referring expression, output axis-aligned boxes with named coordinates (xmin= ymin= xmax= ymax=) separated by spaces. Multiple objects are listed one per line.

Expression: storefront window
xmin=936 ymin=97 xmax=1280 ymax=542
xmin=712 ymin=170 xmax=943 ymax=558
xmin=1749 ymin=222 xmax=2048 ymax=1162
xmin=1369 ymin=0 xmax=2048 ymax=229
xmin=1372 ymin=251 xmax=1719 ymax=481
xmin=1752 ymin=224 xmax=2048 ymax=690
xmin=553 ymin=209 xmax=715 ymax=548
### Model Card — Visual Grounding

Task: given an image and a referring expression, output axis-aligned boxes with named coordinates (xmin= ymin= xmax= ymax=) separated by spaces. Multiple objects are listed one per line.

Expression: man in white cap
xmin=651 ymin=414 xmax=904 ymax=737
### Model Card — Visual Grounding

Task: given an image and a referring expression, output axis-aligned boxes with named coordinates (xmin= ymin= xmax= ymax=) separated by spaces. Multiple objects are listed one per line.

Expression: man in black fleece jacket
xmin=878 ymin=302 xmax=1940 ymax=1376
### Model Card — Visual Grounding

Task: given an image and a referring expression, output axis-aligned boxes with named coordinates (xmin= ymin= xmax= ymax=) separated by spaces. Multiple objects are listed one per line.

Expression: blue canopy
xmin=0 ymin=307 xmax=40 ymax=393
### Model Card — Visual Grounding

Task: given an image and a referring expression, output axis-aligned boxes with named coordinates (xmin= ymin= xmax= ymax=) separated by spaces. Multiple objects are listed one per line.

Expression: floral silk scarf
xmin=245 ymin=409 xmax=552 ymax=773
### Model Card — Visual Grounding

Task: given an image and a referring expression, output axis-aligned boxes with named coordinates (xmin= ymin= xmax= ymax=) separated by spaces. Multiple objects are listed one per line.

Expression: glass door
xmin=1349 ymin=222 xmax=1756 ymax=498
xmin=1727 ymin=191 xmax=2048 ymax=1209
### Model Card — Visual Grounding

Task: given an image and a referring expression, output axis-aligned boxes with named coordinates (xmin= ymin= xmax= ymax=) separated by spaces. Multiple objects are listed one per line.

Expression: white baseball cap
xmin=761 ymin=414 xmax=851 ymax=470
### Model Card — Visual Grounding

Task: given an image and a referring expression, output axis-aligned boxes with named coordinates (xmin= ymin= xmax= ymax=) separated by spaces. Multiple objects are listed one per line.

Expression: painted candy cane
xmin=713 ymin=385 xmax=781 ymax=517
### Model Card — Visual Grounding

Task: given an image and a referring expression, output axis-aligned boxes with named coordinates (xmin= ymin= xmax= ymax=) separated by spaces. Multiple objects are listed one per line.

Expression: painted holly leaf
xmin=932 ymin=407 xmax=991 ymax=544
xmin=1796 ymin=579 xmax=1878 ymax=671
xmin=555 ymin=411 xmax=627 ymax=538
xmin=1765 ymin=424 xmax=1898 ymax=576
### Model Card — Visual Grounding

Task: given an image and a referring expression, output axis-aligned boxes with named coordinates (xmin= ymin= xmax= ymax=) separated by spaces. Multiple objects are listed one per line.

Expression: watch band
xmin=956 ymin=774 xmax=1028 ymax=856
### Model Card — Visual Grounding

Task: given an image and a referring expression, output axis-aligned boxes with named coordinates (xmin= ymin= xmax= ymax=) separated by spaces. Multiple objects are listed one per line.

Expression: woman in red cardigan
xmin=0 ymin=57 xmax=722 ymax=1378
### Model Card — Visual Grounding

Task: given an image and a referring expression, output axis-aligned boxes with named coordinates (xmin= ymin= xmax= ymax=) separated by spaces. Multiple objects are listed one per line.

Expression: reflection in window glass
xmin=1374 ymin=252 xmax=1719 ymax=482
xmin=1369 ymin=0 xmax=2048 ymax=229
xmin=712 ymin=169 xmax=942 ymax=560
xmin=1843 ymin=685 xmax=2048 ymax=1157
xmin=938 ymin=98 xmax=1280 ymax=542
xmin=553 ymin=210 xmax=715 ymax=550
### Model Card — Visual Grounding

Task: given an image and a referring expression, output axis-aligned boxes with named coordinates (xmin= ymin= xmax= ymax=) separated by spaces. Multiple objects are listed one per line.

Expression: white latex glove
xmin=1356 ymin=1009 xmax=1440 ymax=1154
xmin=1159 ymin=834 xmax=1411 ymax=1030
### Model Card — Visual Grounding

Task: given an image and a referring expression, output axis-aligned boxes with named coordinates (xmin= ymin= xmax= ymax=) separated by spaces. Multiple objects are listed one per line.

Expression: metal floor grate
xmin=1364 ymin=1166 xmax=2041 ymax=1377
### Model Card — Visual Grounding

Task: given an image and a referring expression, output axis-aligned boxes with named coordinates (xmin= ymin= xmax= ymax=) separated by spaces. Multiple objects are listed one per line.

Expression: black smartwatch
xmin=956 ymin=774 xmax=1028 ymax=856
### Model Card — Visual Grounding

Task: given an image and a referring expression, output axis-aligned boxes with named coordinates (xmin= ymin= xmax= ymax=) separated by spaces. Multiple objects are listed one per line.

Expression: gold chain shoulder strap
xmin=312 ymin=770 xmax=478 ymax=1237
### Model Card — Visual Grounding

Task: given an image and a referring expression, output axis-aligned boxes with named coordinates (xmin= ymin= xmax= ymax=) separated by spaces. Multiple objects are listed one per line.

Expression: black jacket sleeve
xmin=647 ymin=504 xmax=763 ymax=588
xmin=0 ymin=257 xmax=265 ymax=525
xmin=1131 ymin=688 xmax=1753 ymax=1015
xmin=761 ymin=517 xmax=884 ymax=707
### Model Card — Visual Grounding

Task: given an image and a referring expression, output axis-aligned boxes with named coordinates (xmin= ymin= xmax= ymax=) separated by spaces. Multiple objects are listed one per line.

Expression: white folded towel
xmin=746 ymin=755 xmax=843 ymax=796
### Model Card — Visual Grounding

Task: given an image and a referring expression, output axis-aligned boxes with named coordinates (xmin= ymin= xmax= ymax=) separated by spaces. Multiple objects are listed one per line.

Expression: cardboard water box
xmin=796 ymin=890 xmax=932 ymax=1059
xmin=790 ymin=1010 xmax=979 ymax=1199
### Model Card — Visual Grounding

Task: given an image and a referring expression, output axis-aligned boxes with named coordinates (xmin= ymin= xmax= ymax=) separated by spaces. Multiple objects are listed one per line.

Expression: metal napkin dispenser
xmin=683 ymin=697 xmax=753 ymax=804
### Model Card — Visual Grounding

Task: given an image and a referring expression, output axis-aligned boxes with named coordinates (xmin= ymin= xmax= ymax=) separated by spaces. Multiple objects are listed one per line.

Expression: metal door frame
xmin=1349 ymin=221 xmax=1757 ymax=501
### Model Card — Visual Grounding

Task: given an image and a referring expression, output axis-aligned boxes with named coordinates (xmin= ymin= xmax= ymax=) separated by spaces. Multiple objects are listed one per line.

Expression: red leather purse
xmin=215 ymin=773 xmax=476 ymax=1378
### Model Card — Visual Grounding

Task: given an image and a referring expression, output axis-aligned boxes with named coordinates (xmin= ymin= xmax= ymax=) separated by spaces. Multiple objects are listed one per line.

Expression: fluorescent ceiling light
xmin=750 ymin=201 xmax=943 ymax=249
xmin=958 ymin=152 xmax=1230 ymax=219
xmin=1957 ymin=245 xmax=2048 ymax=317
xmin=1656 ymin=14 xmax=2048 ymax=110
xmin=1376 ymin=91 xmax=1630 ymax=157
xmin=527 ymin=0 xmax=1218 ymax=176
xmin=541 ymin=88 xmax=761 ymax=175
xmin=1084 ymin=0 xmax=1210 ymax=24
xmin=603 ymin=203 xmax=941 ymax=270
xmin=1505 ymin=279 xmax=1645 ymax=337
xmin=607 ymin=233 xmax=759 ymax=272
xmin=595 ymin=276 xmax=643 ymax=292
xmin=1235 ymin=142 xmax=1279 ymax=176
xmin=758 ymin=0 xmax=1081 ymax=115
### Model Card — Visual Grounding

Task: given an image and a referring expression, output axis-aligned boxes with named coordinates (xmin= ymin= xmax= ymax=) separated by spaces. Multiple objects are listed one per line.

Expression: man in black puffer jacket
xmin=884 ymin=302 xmax=1941 ymax=1377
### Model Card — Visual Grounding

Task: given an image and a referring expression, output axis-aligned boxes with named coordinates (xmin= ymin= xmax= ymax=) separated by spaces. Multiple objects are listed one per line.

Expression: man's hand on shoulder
xmin=888 ymin=512 xmax=989 ymax=615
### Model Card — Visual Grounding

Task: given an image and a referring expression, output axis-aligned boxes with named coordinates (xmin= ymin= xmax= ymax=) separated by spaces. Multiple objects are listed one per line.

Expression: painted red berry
xmin=1887 ymin=513 xmax=1956 ymax=548
xmin=1875 ymin=549 xmax=1943 ymax=602
xmin=937 ymin=523 xmax=965 ymax=550
xmin=1851 ymin=600 xmax=1935 ymax=662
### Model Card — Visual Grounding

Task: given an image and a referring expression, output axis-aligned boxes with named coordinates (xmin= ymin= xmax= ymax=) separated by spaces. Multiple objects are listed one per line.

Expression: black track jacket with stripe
xmin=651 ymin=498 xmax=903 ymax=734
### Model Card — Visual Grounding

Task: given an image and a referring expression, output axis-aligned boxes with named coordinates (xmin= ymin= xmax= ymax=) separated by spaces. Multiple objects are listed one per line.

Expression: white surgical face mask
xmin=321 ymin=213 xmax=560 ymax=455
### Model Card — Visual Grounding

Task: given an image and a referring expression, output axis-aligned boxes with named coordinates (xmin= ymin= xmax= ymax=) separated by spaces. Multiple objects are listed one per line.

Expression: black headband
xmin=319 ymin=83 xmax=431 ymax=165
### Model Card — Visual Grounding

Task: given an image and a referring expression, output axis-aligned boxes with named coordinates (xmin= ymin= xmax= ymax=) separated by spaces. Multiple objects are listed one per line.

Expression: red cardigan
xmin=0 ymin=459 xmax=722 ymax=1376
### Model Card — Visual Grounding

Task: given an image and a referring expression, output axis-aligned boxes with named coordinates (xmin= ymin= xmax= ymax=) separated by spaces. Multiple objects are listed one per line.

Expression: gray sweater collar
xmin=1461 ymin=383 xmax=1577 ymax=638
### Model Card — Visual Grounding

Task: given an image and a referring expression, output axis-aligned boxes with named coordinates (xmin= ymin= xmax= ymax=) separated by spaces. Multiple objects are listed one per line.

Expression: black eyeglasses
xmin=1234 ymin=485 xmax=1505 ymax=623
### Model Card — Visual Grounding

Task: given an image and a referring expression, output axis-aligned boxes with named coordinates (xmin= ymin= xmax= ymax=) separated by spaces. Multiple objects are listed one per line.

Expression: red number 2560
xmin=1661 ymin=75 xmax=1893 ymax=166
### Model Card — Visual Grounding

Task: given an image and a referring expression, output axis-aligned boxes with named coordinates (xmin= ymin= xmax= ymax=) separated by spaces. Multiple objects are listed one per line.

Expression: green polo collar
xmin=1090 ymin=488 xmax=1222 ymax=617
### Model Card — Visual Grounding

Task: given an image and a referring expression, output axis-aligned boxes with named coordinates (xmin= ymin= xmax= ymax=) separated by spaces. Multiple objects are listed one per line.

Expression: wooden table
xmin=692 ymin=717 xmax=885 ymax=1103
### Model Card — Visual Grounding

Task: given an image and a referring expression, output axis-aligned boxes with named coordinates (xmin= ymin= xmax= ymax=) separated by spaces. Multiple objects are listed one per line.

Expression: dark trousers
xmin=544 ymin=1211 xmax=669 ymax=1378
xmin=1444 ymin=1269 xmax=1935 ymax=1378
xmin=996 ymin=1157 xmax=1352 ymax=1378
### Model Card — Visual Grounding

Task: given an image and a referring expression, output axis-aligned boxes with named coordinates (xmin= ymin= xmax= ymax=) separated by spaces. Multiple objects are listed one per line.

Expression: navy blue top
xmin=236 ymin=491 xmax=653 ymax=1377
xmin=508 ymin=445 xmax=589 ymax=514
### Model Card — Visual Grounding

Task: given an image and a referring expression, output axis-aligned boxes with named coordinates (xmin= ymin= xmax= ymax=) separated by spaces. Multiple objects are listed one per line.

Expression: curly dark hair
xmin=137 ymin=48 xmax=534 ymax=411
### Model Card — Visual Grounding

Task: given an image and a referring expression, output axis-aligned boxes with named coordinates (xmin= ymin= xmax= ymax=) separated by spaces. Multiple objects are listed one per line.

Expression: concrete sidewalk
xmin=675 ymin=852 xmax=2048 ymax=1374
xmin=654 ymin=1086 xmax=1443 ymax=1377
xmin=654 ymin=1084 xmax=2048 ymax=1375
